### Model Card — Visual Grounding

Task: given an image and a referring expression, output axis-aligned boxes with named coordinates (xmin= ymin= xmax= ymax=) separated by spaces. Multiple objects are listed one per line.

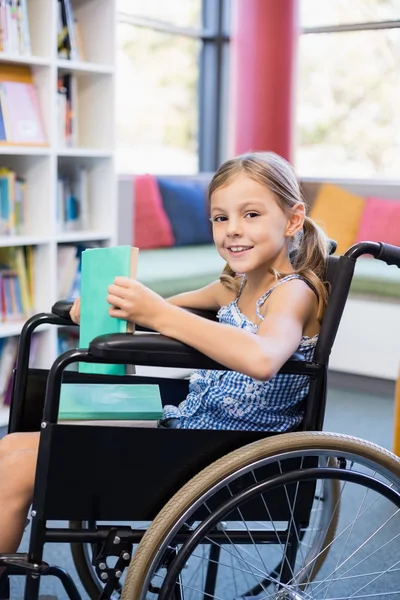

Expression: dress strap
xmin=255 ymin=274 xmax=304 ymax=321
xmin=236 ymin=275 xmax=247 ymax=302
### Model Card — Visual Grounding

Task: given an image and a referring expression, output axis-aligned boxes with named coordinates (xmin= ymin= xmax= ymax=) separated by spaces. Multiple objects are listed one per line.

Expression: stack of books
xmin=0 ymin=0 xmax=31 ymax=56
xmin=57 ymin=0 xmax=84 ymax=61
xmin=0 ymin=246 xmax=34 ymax=322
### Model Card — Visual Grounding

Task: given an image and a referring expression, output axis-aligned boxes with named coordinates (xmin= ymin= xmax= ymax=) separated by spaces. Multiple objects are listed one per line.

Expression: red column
xmin=229 ymin=0 xmax=299 ymax=162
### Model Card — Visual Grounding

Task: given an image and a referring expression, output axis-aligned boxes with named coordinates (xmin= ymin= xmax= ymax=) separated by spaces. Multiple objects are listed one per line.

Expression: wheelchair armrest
xmin=51 ymin=302 xmax=218 ymax=331
xmin=89 ymin=331 xmax=308 ymax=372
xmin=52 ymin=300 xmax=76 ymax=323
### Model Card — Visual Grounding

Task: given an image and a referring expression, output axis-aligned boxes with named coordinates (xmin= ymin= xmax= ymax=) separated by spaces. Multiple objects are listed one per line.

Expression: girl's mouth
xmin=227 ymin=246 xmax=253 ymax=257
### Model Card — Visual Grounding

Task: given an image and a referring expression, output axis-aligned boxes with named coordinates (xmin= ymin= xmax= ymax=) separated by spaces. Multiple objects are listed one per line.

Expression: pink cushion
xmin=133 ymin=175 xmax=175 ymax=249
xmin=356 ymin=197 xmax=400 ymax=246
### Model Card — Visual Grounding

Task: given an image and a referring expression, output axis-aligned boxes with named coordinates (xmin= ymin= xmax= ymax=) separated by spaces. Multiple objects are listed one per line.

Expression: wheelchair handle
xmin=375 ymin=242 xmax=400 ymax=268
xmin=345 ymin=241 xmax=400 ymax=268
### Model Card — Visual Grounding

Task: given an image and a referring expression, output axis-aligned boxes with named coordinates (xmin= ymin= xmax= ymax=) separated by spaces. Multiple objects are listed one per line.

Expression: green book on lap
xmin=59 ymin=383 xmax=163 ymax=421
xmin=59 ymin=245 xmax=162 ymax=424
xmin=79 ymin=245 xmax=138 ymax=376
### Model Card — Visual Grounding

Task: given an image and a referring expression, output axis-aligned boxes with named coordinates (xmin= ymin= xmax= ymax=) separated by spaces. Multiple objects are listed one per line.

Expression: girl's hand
xmin=107 ymin=277 xmax=169 ymax=330
xmin=70 ymin=297 xmax=81 ymax=324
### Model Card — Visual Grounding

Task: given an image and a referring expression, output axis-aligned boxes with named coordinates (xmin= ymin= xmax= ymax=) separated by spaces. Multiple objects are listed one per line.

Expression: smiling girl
xmin=0 ymin=152 xmax=330 ymax=561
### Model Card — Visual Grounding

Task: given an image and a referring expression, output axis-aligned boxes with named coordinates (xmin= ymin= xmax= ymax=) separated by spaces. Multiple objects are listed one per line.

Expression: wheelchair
xmin=2 ymin=240 xmax=400 ymax=600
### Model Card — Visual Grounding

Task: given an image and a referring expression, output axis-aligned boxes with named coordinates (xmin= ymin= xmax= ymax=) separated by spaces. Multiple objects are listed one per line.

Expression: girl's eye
xmin=245 ymin=212 xmax=259 ymax=219
xmin=211 ymin=215 xmax=227 ymax=222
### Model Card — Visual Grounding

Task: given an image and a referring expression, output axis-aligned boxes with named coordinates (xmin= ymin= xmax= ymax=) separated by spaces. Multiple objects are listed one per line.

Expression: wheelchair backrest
xmin=313 ymin=253 xmax=356 ymax=366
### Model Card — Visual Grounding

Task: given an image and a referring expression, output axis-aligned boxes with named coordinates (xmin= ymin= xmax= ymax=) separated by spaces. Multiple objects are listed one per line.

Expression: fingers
xmin=114 ymin=276 xmax=133 ymax=287
xmin=107 ymin=284 xmax=129 ymax=299
xmin=108 ymin=306 xmax=127 ymax=319
xmin=107 ymin=293 xmax=125 ymax=307
xmin=69 ymin=297 xmax=80 ymax=324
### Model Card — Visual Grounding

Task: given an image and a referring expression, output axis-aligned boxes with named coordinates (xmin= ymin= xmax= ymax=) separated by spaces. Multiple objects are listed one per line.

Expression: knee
xmin=0 ymin=432 xmax=39 ymax=461
xmin=1 ymin=449 xmax=37 ymax=505
xmin=0 ymin=433 xmax=17 ymax=460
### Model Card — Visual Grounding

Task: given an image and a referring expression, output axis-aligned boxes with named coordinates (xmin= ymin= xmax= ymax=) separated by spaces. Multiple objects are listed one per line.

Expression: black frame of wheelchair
xmin=3 ymin=240 xmax=400 ymax=600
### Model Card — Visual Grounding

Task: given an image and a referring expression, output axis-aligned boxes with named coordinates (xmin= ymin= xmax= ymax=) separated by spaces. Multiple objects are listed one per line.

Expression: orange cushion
xmin=309 ymin=184 xmax=365 ymax=255
xmin=133 ymin=174 xmax=175 ymax=249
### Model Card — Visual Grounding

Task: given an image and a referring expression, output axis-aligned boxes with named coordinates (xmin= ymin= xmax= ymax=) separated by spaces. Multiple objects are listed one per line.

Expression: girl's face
xmin=210 ymin=173 xmax=304 ymax=276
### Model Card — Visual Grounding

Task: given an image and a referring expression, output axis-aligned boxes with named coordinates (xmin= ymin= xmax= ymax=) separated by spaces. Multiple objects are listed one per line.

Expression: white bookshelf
xmin=0 ymin=0 xmax=117 ymax=425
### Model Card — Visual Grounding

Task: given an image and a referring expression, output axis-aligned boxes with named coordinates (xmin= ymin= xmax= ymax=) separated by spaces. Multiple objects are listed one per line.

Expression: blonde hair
xmin=208 ymin=152 xmax=330 ymax=321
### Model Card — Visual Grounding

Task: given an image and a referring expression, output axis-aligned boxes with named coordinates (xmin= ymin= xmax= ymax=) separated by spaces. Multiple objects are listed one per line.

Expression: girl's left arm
xmin=107 ymin=277 xmax=316 ymax=381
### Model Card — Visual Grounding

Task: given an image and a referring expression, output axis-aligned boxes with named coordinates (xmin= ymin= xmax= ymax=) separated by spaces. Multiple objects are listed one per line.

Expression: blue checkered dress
xmin=162 ymin=275 xmax=318 ymax=431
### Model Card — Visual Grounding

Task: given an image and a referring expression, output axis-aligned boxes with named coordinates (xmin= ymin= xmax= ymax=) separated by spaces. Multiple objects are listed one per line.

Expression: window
xmin=300 ymin=0 xmax=400 ymax=28
xmin=296 ymin=0 xmax=400 ymax=178
xmin=116 ymin=0 xmax=230 ymax=175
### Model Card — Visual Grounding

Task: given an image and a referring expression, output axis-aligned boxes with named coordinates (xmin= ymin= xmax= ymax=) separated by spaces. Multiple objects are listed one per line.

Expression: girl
xmin=0 ymin=152 xmax=329 ymax=561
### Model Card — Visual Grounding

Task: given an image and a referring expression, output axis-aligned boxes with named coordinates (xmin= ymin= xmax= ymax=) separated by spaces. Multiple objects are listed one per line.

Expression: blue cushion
xmin=157 ymin=178 xmax=213 ymax=246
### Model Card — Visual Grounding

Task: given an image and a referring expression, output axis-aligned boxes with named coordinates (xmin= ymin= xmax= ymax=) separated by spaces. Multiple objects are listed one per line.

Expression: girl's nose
xmin=226 ymin=218 xmax=242 ymax=236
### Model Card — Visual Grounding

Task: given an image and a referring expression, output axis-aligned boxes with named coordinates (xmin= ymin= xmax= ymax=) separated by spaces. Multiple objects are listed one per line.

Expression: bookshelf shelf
xmin=57 ymin=231 xmax=114 ymax=243
xmin=0 ymin=235 xmax=51 ymax=247
xmin=0 ymin=0 xmax=117 ymax=424
xmin=0 ymin=321 xmax=27 ymax=338
xmin=0 ymin=54 xmax=51 ymax=67
xmin=0 ymin=146 xmax=51 ymax=156
xmin=57 ymin=59 xmax=114 ymax=75
xmin=57 ymin=148 xmax=114 ymax=158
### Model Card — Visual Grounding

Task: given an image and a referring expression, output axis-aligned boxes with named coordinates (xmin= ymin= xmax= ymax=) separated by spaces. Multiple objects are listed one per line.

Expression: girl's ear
xmin=286 ymin=203 xmax=305 ymax=236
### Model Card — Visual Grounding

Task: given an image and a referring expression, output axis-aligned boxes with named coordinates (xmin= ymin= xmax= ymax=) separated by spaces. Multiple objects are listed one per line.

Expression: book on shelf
xmin=58 ymin=327 xmax=79 ymax=370
xmin=0 ymin=333 xmax=38 ymax=410
xmin=0 ymin=335 xmax=18 ymax=405
xmin=57 ymin=166 xmax=89 ymax=231
xmin=0 ymin=245 xmax=34 ymax=321
xmin=57 ymin=0 xmax=84 ymax=61
xmin=57 ymin=244 xmax=80 ymax=300
xmin=0 ymin=65 xmax=47 ymax=146
xmin=58 ymin=242 xmax=101 ymax=302
xmin=0 ymin=166 xmax=27 ymax=235
xmin=0 ymin=0 xmax=31 ymax=56
xmin=79 ymin=246 xmax=139 ymax=376
xmin=57 ymin=73 xmax=78 ymax=147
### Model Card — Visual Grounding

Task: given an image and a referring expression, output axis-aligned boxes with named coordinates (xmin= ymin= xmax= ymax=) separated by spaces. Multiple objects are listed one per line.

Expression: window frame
xmin=116 ymin=0 xmax=231 ymax=173
xmin=298 ymin=11 xmax=400 ymax=180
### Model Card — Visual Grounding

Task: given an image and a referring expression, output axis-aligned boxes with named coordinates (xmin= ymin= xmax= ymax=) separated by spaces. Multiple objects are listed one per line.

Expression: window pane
xmin=296 ymin=29 xmax=400 ymax=178
xmin=117 ymin=0 xmax=202 ymax=28
xmin=116 ymin=24 xmax=200 ymax=174
xmin=300 ymin=0 xmax=400 ymax=28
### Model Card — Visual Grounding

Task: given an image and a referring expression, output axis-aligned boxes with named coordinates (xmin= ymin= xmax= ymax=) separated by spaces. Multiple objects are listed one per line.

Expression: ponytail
xmin=291 ymin=216 xmax=330 ymax=321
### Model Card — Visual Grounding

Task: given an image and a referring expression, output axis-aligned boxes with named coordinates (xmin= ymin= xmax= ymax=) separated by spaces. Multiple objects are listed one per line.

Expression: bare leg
xmin=0 ymin=433 xmax=39 ymax=553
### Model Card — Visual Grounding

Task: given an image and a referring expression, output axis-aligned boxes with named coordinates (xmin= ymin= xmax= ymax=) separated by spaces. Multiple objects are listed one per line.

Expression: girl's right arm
xmin=166 ymin=280 xmax=232 ymax=311
xmin=69 ymin=280 xmax=232 ymax=324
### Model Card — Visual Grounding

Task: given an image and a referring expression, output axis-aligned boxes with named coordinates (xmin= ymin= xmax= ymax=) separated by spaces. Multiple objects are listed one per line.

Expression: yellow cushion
xmin=309 ymin=184 xmax=365 ymax=255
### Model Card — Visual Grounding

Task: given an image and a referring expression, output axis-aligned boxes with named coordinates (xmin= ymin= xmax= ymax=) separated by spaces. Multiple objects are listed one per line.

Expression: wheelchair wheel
xmin=122 ymin=431 xmax=400 ymax=599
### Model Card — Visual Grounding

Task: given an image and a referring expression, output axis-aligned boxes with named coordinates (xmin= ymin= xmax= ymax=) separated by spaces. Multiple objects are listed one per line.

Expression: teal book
xmin=79 ymin=245 xmax=138 ymax=375
xmin=59 ymin=383 xmax=163 ymax=421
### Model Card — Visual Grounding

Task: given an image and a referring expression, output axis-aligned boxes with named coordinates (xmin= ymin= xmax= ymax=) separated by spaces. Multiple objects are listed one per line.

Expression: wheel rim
xmin=133 ymin=448 xmax=400 ymax=599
